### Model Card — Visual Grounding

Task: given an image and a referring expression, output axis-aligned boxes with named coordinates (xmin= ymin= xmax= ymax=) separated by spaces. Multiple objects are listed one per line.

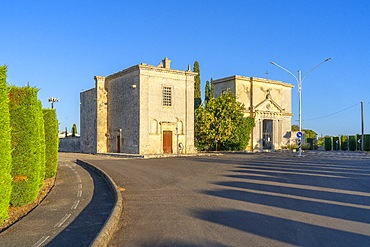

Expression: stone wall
xmin=59 ymin=137 xmax=81 ymax=152
xmin=106 ymin=67 xmax=140 ymax=154
xmin=80 ymin=88 xmax=97 ymax=153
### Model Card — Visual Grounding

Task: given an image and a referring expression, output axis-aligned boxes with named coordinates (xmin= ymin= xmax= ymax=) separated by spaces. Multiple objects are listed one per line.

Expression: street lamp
xmin=270 ymin=58 xmax=331 ymax=156
xmin=48 ymin=97 xmax=59 ymax=109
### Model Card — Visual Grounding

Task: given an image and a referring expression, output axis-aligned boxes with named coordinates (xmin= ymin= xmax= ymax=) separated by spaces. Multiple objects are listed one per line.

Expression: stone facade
xmin=80 ymin=58 xmax=197 ymax=155
xmin=212 ymin=76 xmax=293 ymax=151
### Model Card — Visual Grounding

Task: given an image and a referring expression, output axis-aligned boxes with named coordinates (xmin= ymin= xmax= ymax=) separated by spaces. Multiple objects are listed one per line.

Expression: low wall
xmin=59 ymin=137 xmax=81 ymax=152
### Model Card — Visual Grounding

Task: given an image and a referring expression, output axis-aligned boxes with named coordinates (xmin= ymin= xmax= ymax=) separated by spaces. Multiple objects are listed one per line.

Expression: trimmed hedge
xmin=332 ymin=137 xmax=340 ymax=150
xmin=43 ymin=109 xmax=59 ymax=178
xmin=324 ymin=137 xmax=332 ymax=151
xmin=0 ymin=66 xmax=12 ymax=221
xmin=349 ymin=136 xmax=357 ymax=151
xmin=341 ymin=136 xmax=348 ymax=151
xmin=365 ymin=134 xmax=370 ymax=151
xmin=37 ymin=101 xmax=46 ymax=188
xmin=9 ymin=86 xmax=44 ymax=206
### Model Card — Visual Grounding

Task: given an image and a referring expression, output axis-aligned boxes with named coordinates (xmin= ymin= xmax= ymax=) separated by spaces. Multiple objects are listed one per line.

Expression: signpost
xmin=296 ymin=132 xmax=302 ymax=153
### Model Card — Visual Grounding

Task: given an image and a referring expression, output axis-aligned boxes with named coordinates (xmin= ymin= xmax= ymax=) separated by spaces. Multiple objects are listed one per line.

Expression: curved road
xmin=83 ymin=152 xmax=370 ymax=247
xmin=0 ymin=153 xmax=114 ymax=247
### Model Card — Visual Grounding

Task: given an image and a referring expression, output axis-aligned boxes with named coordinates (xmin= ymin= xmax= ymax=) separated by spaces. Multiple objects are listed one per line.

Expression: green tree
xmin=9 ymin=86 xmax=44 ymax=206
xmin=72 ymin=123 xmax=77 ymax=137
xmin=291 ymin=125 xmax=299 ymax=131
xmin=195 ymin=90 xmax=254 ymax=151
xmin=0 ymin=65 xmax=12 ymax=221
xmin=43 ymin=109 xmax=59 ymax=178
xmin=204 ymin=78 xmax=214 ymax=106
xmin=193 ymin=61 xmax=201 ymax=109
xmin=304 ymin=129 xmax=317 ymax=139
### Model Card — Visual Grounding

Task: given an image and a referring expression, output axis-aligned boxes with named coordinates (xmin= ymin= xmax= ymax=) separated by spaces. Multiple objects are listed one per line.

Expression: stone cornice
xmin=105 ymin=63 xmax=197 ymax=82
xmin=212 ymin=75 xmax=293 ymax=88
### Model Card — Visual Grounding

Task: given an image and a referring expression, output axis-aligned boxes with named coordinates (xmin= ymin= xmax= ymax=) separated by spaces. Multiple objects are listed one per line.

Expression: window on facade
xmin=163 ymin=86 xmax=172 ymax=106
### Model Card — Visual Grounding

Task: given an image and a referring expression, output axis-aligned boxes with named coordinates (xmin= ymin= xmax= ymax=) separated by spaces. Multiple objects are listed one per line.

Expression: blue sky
xmin=2 ymin=1 xmax=369 ymax=136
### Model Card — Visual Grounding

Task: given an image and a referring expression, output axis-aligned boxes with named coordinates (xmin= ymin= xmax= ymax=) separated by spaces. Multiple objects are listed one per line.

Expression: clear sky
xmin=2 ymin=1 xmax=369 ymax=136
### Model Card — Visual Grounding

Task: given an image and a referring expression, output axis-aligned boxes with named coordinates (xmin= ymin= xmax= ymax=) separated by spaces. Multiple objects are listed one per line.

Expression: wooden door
xmin=163 ymin=131 xmax=172 ymax=154
xmin=117 ymin=135 xmax=120 ymax=153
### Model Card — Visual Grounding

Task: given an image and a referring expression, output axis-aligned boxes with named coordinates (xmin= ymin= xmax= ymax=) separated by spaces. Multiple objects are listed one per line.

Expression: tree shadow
xmin=191 ymin=209 xmax=370 ymax=247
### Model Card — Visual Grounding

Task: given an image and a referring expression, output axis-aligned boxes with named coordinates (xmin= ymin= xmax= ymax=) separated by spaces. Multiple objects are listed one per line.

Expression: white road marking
xmin=78 ymin=183 xmax=83 ymax=189
xmin=32 ymin=236 xmax=50 ymax=247
xmin=77 ymin=190 xmax=82 ymax=197
xmin=54 ymin=214 xmax=71 ymax=228
xmin=71 ymin=200 xmax=80 ymax=210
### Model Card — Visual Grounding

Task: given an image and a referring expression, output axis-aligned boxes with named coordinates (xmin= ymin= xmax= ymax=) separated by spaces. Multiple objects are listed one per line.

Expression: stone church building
xmin=80 ymin=58 xmax=197 ymax=155
xmin=212 ymin=76 xmax=293 ymax=151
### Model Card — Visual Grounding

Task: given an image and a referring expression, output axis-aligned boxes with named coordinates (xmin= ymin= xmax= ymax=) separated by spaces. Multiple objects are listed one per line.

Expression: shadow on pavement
xmin=191 ymin=209 xmax=370 ymax=247
xmin=47 ymin=164 xmax=114 ymax=247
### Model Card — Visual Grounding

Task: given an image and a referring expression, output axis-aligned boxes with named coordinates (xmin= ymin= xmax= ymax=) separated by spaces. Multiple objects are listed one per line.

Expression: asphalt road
xmin=0 ymin=153 xmax=114 ymax=247
xmin=84 ymin=151 xmax=370 ymax=247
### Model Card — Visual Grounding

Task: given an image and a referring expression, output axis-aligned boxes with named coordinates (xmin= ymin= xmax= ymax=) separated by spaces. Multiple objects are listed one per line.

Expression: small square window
xmin=163 ymin=86 xmax=172 ymax=106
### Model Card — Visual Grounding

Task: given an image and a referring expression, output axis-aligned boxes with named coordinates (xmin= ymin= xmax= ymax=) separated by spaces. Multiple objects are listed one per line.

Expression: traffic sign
xmin=296 ymin=132 xmax=303 ymax=138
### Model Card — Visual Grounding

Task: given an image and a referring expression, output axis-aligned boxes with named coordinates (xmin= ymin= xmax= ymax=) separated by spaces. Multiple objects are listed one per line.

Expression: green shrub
xmin=349 ymin=136 xmax=357 ymax=151
xmin=0 ymin=66 xmax=12 ymax=221
xmin=365 ymin=134 xmax=370 ymax=151
xmin=341 ymin=135 xmax=348 ymax=151
xmin=357 ymin=134 xmax=362 ymax=150
xmin=43 ymin=109 xmax=59 ymax=178
xmin=306 ymin=138 xmax=314 ymax=150
xmin=9 ymin=86 xmax=43 ymax=206
xmin=333 ymin=137 xmax=340 ymax=151
xmin=324 ymin=137 xmax=332 ymax=151
xmin=37 ymin=101 xmax=46 ymax=188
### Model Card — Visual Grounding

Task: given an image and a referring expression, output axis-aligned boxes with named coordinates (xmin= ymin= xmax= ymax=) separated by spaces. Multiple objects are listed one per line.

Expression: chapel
xmin=80 ymin=58 xmax=197 ymax=155
xmin=212 ymin=75 xmax=293 ymax=151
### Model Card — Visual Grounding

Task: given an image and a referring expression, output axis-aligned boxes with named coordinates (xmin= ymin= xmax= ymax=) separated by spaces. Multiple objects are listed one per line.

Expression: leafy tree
xmin=193 ymin=61 xmax=201 ymax=109
xmin=72 ymin=123 xmax=77 ymax=137
xmin=292 ymin=125 xmax=317 ymax=139
xmin=204 ymin=78 xmax=214 ymax=106
xmin=0 ymin=65 xmax=12 ymax=221
xmin=195 ymin=90 xmax=254 ymax=151
xmin=304 ymin=129 xmax=317 ymax=139
xmin=204 ymin=80 xmax=210 ymax=105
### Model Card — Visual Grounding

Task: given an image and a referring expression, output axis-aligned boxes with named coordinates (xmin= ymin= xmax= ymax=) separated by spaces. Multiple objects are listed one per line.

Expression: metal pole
xmin=270 ymin=58 xmax=331 ymax=157
xmin=298 ymin=70 xmax=302 ymax=157
xmin=361 ymin=101 xmax=364 ymax=151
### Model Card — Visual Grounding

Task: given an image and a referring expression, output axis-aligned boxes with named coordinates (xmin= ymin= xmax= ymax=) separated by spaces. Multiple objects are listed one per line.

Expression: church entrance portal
xmin=263 ymin=120 xmax=273 ymax=149
xmin=163 ymin=131 xmax=173 ymax=154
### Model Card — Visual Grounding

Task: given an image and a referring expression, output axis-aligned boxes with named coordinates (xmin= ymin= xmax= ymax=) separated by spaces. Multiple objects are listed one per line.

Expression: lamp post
xmin=48 ymin=97 xmax=59 ymax=109
xmin=270 ymin=58 xmax=331 ymax=156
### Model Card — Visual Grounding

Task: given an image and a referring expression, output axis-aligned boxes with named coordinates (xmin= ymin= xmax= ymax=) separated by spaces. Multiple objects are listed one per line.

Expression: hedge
xmin=37 ymin=101 xmax=46 ymax=188
xmin=9 ymin=86 xmax=44 ymax=206
xmin=365 ymin=134 xmax=370 ymax=151
xmin=324 ymin=137 xmax=332 ymax=151
xmin=349 ymin=136 xmax=357 ymax=151
xmin=43 ymin=109 xmax=59 ymax=178
xmin=340 ymin=136 xmax=348 ymax=151
xmin=0 ymin=66 xmax=12 ymax=221
xmin=332 ymin=137 xmax=340 ymax=151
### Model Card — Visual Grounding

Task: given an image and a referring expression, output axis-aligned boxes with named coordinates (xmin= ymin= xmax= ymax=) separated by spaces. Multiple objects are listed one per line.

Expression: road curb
xmin=76 ymin=159 xmax=123 ymax=247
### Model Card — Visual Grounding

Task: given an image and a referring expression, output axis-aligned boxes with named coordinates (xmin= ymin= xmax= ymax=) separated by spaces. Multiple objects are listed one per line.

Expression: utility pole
xmin=361 ymin=101 xmax=365 ymax=151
